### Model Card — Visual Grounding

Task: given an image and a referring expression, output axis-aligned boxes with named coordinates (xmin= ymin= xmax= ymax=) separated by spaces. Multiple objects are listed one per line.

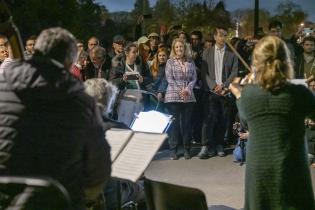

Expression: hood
xmin=3 ymin=56 xmax=84 ymax=101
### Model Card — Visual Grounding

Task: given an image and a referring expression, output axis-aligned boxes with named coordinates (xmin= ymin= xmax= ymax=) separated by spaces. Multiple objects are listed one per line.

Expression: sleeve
xmin=140 ymin=61 xmax=153 ymax=88
xmin=223 ymin=53 xmax=238 ymax=88
xmin=83 ymin=102 xmax=111 ymax=194
xmin=201 ymin=49 xmax=216 ymax=90
xmin=186 ymin=62 xmax=197 ymax=93
xmin=299 ymin=85 xmax=315 ymax=120
xmin=109 ymin=65 xmax=126 ymax=90
xmin=158 ymin=70 xmax=168 ymax=93
xmin=165 ymin=59 xmax=179 ymax=89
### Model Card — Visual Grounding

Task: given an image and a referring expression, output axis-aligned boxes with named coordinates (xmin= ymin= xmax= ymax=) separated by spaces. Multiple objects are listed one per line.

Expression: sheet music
xmin=106 ymin=129 xmax=133 ymax=162
xmin=111 ymin=132 xmax=167 ymax=182
xmin=131 ymin=111 xmax=172 ymax=133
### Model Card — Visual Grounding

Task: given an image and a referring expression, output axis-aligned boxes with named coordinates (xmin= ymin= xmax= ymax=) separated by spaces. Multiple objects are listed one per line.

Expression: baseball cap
xmin=137 ymin=36 xmax=150 ymax=45
xmin=148 ymin=32 xmax=159 ymax=39
xmin=113 ymin=35 xmax=125 ymax=43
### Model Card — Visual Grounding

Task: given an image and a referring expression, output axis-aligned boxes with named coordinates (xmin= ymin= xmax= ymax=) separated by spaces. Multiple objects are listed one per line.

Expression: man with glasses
xmin=86 ymin=45 xmax=111 ymax=80
xmin=108 ymin=34 xmax=125 ymax=61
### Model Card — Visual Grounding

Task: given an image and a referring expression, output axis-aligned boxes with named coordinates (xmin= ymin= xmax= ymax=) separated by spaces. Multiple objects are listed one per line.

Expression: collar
xmin=215 ymin=44 xmax=226 ymax=52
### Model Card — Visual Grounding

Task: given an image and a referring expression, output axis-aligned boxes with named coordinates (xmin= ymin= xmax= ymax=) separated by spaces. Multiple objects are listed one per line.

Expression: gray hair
xmin=89 ymin=46 xmax=106 ymax=60
xmin=84 ymin=78 xmax=118 ymax=116
xmin=34 ymin=27 xmax=77 ymax=66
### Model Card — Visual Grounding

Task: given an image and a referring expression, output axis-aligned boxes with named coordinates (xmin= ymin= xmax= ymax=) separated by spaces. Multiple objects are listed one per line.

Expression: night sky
xmin=98 ymin=0 xmax=315 ymax=22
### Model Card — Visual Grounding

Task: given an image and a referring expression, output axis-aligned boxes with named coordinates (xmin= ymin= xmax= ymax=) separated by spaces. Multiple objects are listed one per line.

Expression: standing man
xmin=268 ymin=20 xmax=295 ymax=59
xmin=0 ymin=27 xmax=111 ymax=210
xmin=295 ymin=36 xmax=315 ymax=79
xmin=198 ymin=26 xmax=238 ymax=159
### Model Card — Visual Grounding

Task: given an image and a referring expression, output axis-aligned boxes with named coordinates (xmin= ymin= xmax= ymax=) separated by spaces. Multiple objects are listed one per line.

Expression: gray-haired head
xmin=34 ymin=27 xmax=77 ymax=68
xmin=84 ymin=78 xmax=118 ymax=116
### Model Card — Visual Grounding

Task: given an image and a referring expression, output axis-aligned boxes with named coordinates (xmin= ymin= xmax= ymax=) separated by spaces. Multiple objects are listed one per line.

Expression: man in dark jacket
xmin=0 ymin=27 xmax=111 ymax=210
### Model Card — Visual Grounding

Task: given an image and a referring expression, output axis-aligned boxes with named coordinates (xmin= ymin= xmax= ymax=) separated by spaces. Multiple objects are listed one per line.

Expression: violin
xmin=225 ymin=40 xmax=254 ymax=99
xmin=0 ymin=0 xmax=24 ymax=60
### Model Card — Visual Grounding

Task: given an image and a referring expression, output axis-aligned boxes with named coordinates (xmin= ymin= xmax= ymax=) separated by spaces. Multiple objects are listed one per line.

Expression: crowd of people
xmin=0 ymin=18 xmax=315 ymax=210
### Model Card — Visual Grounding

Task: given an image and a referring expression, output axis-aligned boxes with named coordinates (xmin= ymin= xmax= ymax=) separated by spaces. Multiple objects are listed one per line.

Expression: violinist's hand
xmin=229 ymin=77 xmax=242 ymax=99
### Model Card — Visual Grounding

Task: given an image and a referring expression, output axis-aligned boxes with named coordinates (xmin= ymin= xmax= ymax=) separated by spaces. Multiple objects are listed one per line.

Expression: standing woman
xmin=230 ymin=36 xmax=315 ymax=210
xmin=165 ymin=38 xmax=197 ymax=160
xmin=110 ymin=42 xmax=152 ymax=91
xmin=150 ymin=47 xmax=169 ymax=98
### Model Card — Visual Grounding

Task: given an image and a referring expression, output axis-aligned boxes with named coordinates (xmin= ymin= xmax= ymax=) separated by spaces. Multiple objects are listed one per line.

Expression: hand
xmin=238 ymin=131 xmax=249 ymax=140
xmin=123 ymin=73 xmax=128 ymax=81
xmin=229 ymin=77 xmax=242 ymax=99
xmin=180 ymin=88 xmax=190 ymax=101
xmin=214 ymin=84 xmax=223 ymax=94
xmin=157 ymin=93 xmax=164 ymax=101
xmin=137 ymin=75 xmax=143 ymax=83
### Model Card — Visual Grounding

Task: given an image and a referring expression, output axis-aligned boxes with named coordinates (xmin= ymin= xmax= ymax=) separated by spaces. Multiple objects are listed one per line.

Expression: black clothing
xmin=167 ymin=102 xmax=194 ymax=151
xmin=85 ymin=56 xmax=112 ymax=80
xmin=0 ymin=56 xmax=111 ymax=210
xmin=238 ymin=84 xmax=315 ymax=210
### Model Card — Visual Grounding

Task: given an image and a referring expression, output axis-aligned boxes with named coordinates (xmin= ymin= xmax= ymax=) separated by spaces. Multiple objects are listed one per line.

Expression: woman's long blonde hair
xmin=252 ymin=36 xmax=294 ymax=91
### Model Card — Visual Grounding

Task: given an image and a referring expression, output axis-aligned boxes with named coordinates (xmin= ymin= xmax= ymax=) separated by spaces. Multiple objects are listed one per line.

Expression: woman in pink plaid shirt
xmin=165 ymin=38 xmax=197 ymax=160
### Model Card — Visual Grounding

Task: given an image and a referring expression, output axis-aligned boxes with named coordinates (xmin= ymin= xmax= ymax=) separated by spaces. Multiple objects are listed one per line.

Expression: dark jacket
xmin=85 ymin=55 xmax=112 ymax=80
xmin=0 ymin=56 xmax=111 ymax=209
xmin=151 ymin=63 xmax=168 ymax=94
xmin=295 ymin=54 xmax=305 ymax=79
xmin=201 ymin=46 xmax=238 ymax=91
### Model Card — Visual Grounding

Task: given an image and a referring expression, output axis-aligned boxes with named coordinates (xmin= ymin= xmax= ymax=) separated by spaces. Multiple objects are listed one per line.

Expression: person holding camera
xmin=109 ymin=42 xmax=152 ymax=91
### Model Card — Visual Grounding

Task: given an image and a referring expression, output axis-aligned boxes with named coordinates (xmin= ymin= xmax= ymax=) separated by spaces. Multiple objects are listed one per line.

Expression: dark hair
xmin=76 ymin=39 xmax=84 ymax=44
xmin=191 ymin=30 xmax=203 ymax=40
xmin=26 ymin=35 xmax=37 ymax=42
xmin=269 ymin=20 xmax=282 ymax=30
xmin=214 ymin=26 xmax=227 ymax=35
xmin=302 ymin=36 xmax=315 ymax=44
xmin=124 ymin=42 xmax=137 ymax=53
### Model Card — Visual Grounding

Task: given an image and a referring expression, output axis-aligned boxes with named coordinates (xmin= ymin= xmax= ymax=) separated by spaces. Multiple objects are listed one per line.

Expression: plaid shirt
xmin=165 ymin=58 xmax=197 ymax=103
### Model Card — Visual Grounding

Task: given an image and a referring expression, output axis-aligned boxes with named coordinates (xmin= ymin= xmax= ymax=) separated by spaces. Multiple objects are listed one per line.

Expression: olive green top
xmin=237 ymin=83 xmax=315 ymax=210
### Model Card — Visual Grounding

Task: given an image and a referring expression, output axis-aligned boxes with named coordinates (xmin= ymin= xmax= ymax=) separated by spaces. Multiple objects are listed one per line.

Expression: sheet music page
xmin=131 ymin=111 xmax=172 ymax=133
xmin=106 ymin=129 xmax=134 ymax=162
xmin=111 ymin=132 xmax=167 ymax=182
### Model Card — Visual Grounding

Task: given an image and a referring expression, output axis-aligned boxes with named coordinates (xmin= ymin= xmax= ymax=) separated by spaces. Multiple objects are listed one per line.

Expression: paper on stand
xmin=131 ymin=110 xmax=172 ymax=133
xmin=106 ymin=129 xmax=133 ymax=162
xmin=111 ymin=132 xmax=167 ymax=182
